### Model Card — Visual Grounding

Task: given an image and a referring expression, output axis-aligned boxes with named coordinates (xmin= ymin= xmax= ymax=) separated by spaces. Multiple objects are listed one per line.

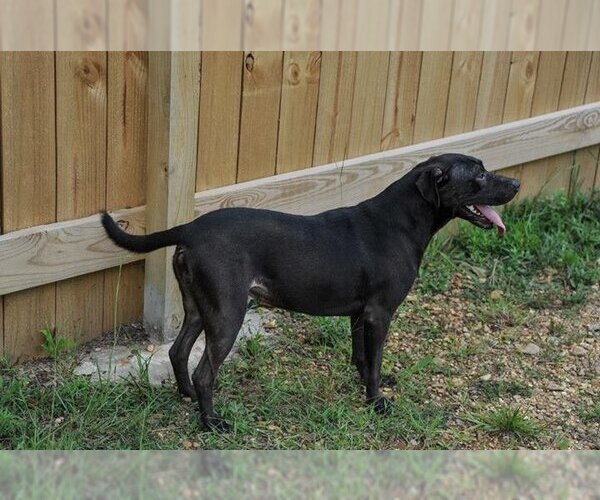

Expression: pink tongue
xmin=475 ymin=205 xmax=506 ymax=237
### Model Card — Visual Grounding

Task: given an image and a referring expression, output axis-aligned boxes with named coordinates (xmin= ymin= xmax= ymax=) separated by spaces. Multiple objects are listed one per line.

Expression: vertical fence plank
xmin=1 ymin=52 xmax=56 ymax=361
xmin=243 ymin=0 xmax=284 ymax=50
xmin=518 ymin=52 xmax=567 ymax=199
xmin=444 ymin=51 xmax=484 ymax=136
xmin=500 ymin=51 xmax=540 ymax=185
xmin=55 ymin=0 xmax=107 ymax=50
xmin=282 ymin=0 xmax=321 ymax=50
xmin=555 ymin=52 xmax=593 ymax=195
xmin=395 ymin=0 xmax=423 ymax=50
xmin=319 ymin=0 xmax=341 ymax=50
xmin=354 ymin=0 xmax=390 ymax=50
xmin=413 ymin=51 xmax=454 ymax=142
xmin=451 ymin=0 xmax=482 ymax=50
xmin=201 ymin=0 xmax=244 ymax=50
xmin=474 ymin=51 xmax=511 ymax=128
xmin=577 ymin=52 xmax=600 ymax=192
xmin=276 ymin=51 xmax=321 ymax=173
xmin=196 ymin=52 xmax=244 ymax=191
xmin=144 ymin=52 xmax=200 ymax=340
xmin=480 ymin=0 xmax=511 ymax=50
xmin=312 ymin=51 xmax=357 ymax=165
xmin=508 ymin=0 xmax=540 ymax=50
xmin=337 ymin=0 xmax=359 ymax=49
xmin=535 ymin=0 xmax=567 ymax=50
xmin=55 ymin=52 xmax=107 ymax=343
xmin=420 ymin=0 xmax=454 ymax=50
xmin=107 ymin=0 xmax=149 ymax=50
xmin=346 ymin=52 xmax=389 ymax=158
xmin=237 ymin=51 xmax=283 ymax=181
xmin=562 ymin=0 xmax=593 ymax=50
xmin=381 ymin=51 xmax=422 ymax=149
xmin=103 ymin=51 xmax=148 ymax=332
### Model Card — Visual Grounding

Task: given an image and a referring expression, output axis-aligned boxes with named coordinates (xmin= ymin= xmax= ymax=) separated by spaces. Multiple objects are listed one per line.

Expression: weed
xmin=40 ymin=327 xmax=77 ymax=360
xmin=468 ymin=407 xmax=540 ymax=439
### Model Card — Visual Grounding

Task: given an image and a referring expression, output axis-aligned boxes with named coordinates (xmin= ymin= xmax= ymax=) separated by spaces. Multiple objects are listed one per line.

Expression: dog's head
xmin=415 ymin=153 xmax=520 ymax=236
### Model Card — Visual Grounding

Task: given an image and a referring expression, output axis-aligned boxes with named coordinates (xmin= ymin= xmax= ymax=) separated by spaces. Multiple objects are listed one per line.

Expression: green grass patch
xmin=468 ymin=407 xmax=541 ymax=440
xmin=419 ymin=193 xmax=600 ymax=306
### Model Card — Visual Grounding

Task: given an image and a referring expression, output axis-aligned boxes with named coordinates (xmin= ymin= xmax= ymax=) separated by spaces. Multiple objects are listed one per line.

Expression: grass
xmin=0 ymin=192 xmax=598 ymax=450
xmin=468 ymin=407 xmax=541 ymax=440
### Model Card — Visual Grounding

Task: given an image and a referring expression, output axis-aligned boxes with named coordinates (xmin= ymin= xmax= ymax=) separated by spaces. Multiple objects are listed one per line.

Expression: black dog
xmin=102 ymin=153 xmax=519 ymax=430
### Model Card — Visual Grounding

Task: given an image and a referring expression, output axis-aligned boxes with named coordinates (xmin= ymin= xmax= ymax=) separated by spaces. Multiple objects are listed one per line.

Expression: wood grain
xmin=276 ymin=51 xmax=321 ymax=173
xmin=243 ymin=0 xmax=284 ymax=50
xmin=275 ymin=52 xmax=321 ymax=173
xmin=420 ymin=0 xmax=454 ymax=50
xmin=4 ymin=102 xmax=600 ymax=299
xmin=413 ymin=52 xmax=454 ymax=142
xmin=480 ymin=0 xmax=511 ymax=50
xmin=474 ymin=51 xmax=511 ymax=128
xmin=282 ymin=0 xmax=321 ymax=50
xmin=354 ymin=0 xmax=390 ymax=50
xmin=381 ymin=52 xmax=423 ymax=149
xmin=55 ymin=0 xmax=107 ymax=50
xmin=107 ymin=0 xmax=149 ymax=50
xmin=346 ymin=52 xmax=389 ymax=158
xmin=1 ymin=52 xmax=56 ymax=360
xmin=196 ymin=52 xmax=244 ymax=191
xmin=56 ymin=51 xmax=107 ymax=343
xmin=237 ymin=51 xmax=284 ymax=181
xmin=103 ymin=51 xmax=148 ymax=332
xmin=500 ymin=51 xmax=540 ymax=185
xmin=562 ymin=0 xmax=593 ymax=50
xmin=312 ymin=51 xmax=357 ymax=165
xmin=201 ymin=0 xmax=244 ymax=50
xmin=445 ymin=52 xmax=484 ymax=136
xmin=451 ymin=0 xmax=483 ymax=50
xmin=507 ymin=0 xmax=540 ymax=50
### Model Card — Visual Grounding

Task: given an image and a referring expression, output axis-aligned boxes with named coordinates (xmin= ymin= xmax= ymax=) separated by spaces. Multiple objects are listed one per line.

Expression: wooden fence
xmin=1 ymin=51 xmax=599 ymax=361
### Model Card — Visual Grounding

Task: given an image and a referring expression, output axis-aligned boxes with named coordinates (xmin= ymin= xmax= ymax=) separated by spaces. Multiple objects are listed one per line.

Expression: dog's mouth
xmin=457 ymin=204 xmax=506 ymax=237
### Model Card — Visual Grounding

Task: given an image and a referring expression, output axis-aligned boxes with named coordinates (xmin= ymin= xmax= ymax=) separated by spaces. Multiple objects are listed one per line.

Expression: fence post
xmin=144 ymin=51 xmax=200 ymax=342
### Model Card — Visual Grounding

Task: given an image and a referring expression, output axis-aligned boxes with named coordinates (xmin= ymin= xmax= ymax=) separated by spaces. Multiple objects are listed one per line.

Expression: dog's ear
xmin=416 ymin=166 xmax=444 ymax=207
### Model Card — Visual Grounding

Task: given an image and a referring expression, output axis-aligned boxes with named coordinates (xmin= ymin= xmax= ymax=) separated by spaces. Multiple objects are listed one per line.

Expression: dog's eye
xmin=476 ymin=173 xmax=486 ymax=181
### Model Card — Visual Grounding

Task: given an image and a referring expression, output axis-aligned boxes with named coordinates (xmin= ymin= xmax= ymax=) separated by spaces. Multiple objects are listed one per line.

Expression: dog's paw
xmin=179 ymin=387 xmax=198 ymax=402
xmin=372 ymin=396 xmax=393 ymax=415
xmin=380 ymin=374 xmax=397 ymax=388
xmin=202 ymin=416 xmax=232 ymax=433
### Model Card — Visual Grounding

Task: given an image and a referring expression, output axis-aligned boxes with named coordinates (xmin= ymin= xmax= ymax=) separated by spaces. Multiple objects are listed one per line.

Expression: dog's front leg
xmin=350 ymin=313 xmax=366 ymax=382
xmin=363 ymin=305 xmax=392 ymax=414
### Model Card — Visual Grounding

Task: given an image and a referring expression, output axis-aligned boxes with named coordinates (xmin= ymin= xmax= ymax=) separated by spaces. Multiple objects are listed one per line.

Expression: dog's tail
xmin=101 ymin=212 xmax=188 ymax=253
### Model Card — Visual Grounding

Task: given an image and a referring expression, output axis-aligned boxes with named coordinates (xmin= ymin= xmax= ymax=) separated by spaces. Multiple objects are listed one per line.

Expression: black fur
xmin=101 ymin=153 xmax=519 ymax=431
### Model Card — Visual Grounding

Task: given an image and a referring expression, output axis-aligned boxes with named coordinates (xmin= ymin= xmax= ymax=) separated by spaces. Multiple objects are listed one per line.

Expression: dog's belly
xmin=248 ymin=279 xmax=362 ymax=316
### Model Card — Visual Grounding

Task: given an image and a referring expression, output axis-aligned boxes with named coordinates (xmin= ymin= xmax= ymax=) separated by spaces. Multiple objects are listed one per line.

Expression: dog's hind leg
xmin=192 ymin=292 xmax=247 ymax=432
xmin=169 ymin=247 xmax=204 ymax=399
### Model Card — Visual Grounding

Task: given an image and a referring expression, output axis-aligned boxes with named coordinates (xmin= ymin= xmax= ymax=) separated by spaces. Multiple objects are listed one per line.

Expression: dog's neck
xmin=362 ymin=171 xmax=453 ymax=254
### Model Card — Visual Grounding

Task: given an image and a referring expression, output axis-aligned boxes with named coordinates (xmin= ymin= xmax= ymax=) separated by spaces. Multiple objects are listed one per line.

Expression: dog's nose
xmin=511 ymin=179 xmax=520 ymax=191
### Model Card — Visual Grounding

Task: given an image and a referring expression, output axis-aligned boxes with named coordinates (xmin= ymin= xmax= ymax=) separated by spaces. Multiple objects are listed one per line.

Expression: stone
xmin=547 ymin=382 xmax=564 ymax=392
xmin=572 ymin=346 xmax=587 ymax=357
xmin=480 ymin=374 xmax=492 ymax=381
xmin=519 ymin=343 xmax=541 ymax=355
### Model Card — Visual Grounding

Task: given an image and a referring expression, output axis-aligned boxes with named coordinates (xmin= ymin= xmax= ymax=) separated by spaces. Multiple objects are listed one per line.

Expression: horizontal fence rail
xmin=1 ymin=101 xmax=599 ymax=297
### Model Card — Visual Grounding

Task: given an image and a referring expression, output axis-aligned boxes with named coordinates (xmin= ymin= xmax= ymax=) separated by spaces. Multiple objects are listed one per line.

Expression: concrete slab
xmin=74 ymin=309 xmax=268 ymax=385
